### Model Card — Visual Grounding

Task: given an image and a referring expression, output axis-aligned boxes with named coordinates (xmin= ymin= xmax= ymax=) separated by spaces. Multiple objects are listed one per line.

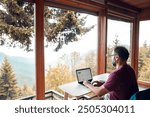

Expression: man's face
xmin=111 ymin=51 xmax=117 ymax=67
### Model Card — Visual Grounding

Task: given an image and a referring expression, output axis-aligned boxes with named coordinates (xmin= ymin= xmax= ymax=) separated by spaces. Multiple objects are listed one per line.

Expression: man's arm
xmin=83 ymin=81 xmax=109 ymax=97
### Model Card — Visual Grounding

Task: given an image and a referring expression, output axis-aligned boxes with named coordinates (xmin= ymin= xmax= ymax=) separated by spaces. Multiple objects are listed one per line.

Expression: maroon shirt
xmin=104 ymin=64 xmax=139 ymax=100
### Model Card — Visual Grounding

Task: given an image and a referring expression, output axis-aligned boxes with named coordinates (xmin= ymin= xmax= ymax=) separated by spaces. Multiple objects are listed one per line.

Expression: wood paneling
xmin=45 ymin=0 xmax=105 ymax=15
xmin=107 ymin=4 xmax=138 ymax=20
xmin=120 ymin=0 xmax=150 ymax=9
xmin=24 ymin=0 xmax=150 ymax=20
xmin=107 ymin=0 xmax=141 ymax=13
xmin=24 ymin=0 xmax=34 ymax=3
xmin=106 ymin=0 xmax=140 ymax=21
xmin=139 ymin=7 xmax=150 ymax=20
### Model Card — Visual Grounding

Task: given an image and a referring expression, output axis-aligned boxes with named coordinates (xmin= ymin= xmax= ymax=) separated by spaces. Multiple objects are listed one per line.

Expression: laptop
xmin=76 ymin=68 xmax=93 ymax=84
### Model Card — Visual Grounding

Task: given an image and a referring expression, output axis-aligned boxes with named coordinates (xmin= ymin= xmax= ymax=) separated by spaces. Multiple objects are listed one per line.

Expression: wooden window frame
xmin=35 ymin=0 xmax=45 ymax=100
xmin=23 ymin=0 xmax=149 ymax=99
xmin=34 ymin=0 xmax=107 ymax=99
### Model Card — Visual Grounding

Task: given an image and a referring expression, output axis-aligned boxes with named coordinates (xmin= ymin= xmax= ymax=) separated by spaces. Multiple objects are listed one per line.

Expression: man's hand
xmin=92 ymin=81 xmax=104 ymax=87
xmin=83 ymin=81 xmax=91 ymax=87
xmin=83 ymin=80 xmax=108 ymax=97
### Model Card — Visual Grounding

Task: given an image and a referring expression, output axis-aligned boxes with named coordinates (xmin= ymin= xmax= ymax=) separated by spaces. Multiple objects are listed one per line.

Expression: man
xmin=83 ymin=46 xmax=139 ymax=100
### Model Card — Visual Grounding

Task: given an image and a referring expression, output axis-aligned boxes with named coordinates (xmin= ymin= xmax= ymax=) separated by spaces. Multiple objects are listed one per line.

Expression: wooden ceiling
xmin=119 ymin=0 xmax=150 ymax=9
xmin=24 ymin=0 xmax=150 ymax=20
xmin=24 ymin=0 xmax=150 ymax=10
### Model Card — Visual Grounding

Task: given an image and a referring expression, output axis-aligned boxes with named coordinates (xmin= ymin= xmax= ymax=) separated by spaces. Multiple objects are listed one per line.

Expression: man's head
xmin=112 ymin=46 xmax=129 ymax=67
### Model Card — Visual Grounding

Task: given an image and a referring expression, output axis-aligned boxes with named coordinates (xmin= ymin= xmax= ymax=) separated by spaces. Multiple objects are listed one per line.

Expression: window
xmin=44 ymin=6 xmax=98 ymax=94
xmin=106 ymin=18 xmax=132 ymax=73
xmin=138 ymin=20 xmax=150 ymax=84
xmin=0 ymin=2 xmax=35 ymax=100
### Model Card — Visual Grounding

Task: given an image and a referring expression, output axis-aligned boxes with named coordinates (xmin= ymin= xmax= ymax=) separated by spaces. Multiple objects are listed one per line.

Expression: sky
xmin=0 ymin=10 xmax=150 ymax=60
xmin=0 ymin=14 xmax=98 ymax=58
xmin=107 ymin=19 xmax=131 ymax=47
xmin=139 ymin=20 xmax=150 ymax=46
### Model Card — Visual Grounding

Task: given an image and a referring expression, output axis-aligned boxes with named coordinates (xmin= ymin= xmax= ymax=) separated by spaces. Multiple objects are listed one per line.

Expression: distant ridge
xmin=0 ymin=52 xmax=35 ymax=86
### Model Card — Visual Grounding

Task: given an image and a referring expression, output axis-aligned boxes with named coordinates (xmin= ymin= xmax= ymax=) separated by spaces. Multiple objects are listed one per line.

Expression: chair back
xmin=130 ymin=88 xmax=150 ymax=100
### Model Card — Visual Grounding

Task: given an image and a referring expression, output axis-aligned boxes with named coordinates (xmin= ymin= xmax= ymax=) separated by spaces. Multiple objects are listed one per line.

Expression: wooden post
xmin=97 ymin=10 xmax=107 ymax=74
xmin=131 ymin=17 xmax=139 ymax=78
xmin=35 ymin=0 xmax=45 ymax=100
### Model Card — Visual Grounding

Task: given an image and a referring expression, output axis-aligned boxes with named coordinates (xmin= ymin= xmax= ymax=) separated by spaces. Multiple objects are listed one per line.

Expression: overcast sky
xmin=0 ymin=12 xmax=150 ymax=59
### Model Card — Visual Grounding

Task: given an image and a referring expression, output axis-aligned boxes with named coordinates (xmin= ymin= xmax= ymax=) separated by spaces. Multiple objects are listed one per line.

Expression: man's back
xmin=104 ymin=64 xmax=139 ymax=100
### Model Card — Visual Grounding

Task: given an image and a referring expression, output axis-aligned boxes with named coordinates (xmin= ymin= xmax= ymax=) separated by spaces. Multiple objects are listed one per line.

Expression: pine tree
xmin=0 ymin=71 xmax=6 ymax=99
xmin=113 ymin=34 xmax=120 ymax=47
xmin=0 ymin=57 xmax=20 ymax=99
xmin=0 ymin=0 xmax=94 ymax=51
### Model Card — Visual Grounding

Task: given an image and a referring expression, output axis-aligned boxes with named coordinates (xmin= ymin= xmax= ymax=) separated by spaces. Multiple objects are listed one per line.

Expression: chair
xmin=130 ymin=88 xmax=150 ymax=100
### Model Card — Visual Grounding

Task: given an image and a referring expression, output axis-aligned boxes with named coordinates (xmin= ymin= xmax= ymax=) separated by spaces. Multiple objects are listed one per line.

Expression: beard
xmin=112 ymin=61 xmax=116 ymax=67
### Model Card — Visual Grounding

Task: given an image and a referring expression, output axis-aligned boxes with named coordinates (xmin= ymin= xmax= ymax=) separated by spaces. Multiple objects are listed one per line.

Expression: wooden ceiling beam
xmin=23 ymin=0 xmax=141 ymax=18
xmin=139 ymin=7 xmax=150 ymax=20
xmin=106 ymin=0 xmax=141 ymax=13
xmin=45 ymin=0 xmax=105 ymax=15
xmin=119 ymin=0 xmax=150 ymax=9
xmin=23 ymin=0 xmax=35 ymax=3
xmin=23 ymin=0 xmax=141 ymax=14
xmin=107 ymin=4 xmax=138 ymax=20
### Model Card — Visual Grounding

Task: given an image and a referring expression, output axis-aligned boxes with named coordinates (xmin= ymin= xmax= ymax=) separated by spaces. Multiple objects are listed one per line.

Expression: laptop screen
xmin=76 ymin=68 xmax=92 ymax=84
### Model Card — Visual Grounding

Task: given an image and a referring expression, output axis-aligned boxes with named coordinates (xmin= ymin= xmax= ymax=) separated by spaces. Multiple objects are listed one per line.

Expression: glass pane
xmin=44 ymin=6 xmax=98 ymax=98
xmin=138 ymin=20 xmax=150 ymax=83
xmin=0 ymin=2 xmax=35 ymax=100
xmin=106 ymin=19 xmax=131 ymax=73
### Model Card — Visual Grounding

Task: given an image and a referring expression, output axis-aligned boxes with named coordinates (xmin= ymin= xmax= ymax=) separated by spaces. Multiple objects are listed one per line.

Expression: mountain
xmin=0 ymin=52 xmax=35 ymax=87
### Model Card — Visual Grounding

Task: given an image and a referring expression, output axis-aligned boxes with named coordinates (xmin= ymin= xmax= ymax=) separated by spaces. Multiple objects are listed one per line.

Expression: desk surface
xmin=59 ymin=73 xmax=109 ymax=97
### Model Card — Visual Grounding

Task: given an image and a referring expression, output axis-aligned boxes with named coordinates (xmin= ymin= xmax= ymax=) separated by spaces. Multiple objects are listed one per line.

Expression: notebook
xmin=76 ymin=68 xmax=93 ymax=84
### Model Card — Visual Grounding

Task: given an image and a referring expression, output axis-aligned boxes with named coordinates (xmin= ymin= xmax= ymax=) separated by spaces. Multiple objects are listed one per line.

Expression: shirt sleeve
xmin=103 ymin=72 xmax=118 ymax=91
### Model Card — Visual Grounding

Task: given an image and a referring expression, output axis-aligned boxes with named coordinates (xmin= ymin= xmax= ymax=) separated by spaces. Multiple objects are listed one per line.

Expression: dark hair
xmin=114 ymin=46 xmax=129 ymax=61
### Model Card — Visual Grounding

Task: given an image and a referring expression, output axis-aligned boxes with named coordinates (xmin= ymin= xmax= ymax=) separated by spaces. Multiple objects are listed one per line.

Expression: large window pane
xmin=0 ymin=2 xmax=35 ymax=100
xmin=138 ymin=20 xmax=150 ymax=83
xmin=44 ymin=7 xmax=98 ymax=96
xmin=106 ymin=19 xmax=131 ymax=73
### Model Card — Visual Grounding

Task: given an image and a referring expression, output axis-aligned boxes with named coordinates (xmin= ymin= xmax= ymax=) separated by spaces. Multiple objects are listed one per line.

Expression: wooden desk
xmin=59 ymin=73 xmax=109 ymax=100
